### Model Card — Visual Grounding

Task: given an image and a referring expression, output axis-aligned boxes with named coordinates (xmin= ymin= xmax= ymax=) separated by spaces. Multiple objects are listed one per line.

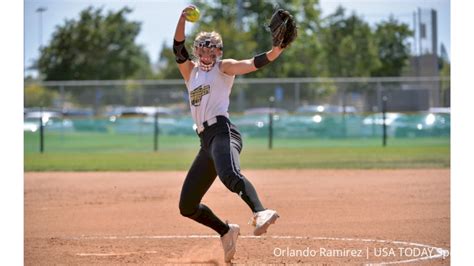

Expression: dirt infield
xmin=25 ymin=169 xmax=450 ymax=265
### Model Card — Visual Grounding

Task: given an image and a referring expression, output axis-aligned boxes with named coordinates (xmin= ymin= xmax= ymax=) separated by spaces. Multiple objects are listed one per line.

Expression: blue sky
xmin=24 ymin=0 xmax=450 ymax=77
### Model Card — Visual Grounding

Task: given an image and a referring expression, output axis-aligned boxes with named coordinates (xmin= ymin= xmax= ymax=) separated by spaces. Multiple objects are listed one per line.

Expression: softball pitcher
xmin=173 ymin=5 xmax=297 ymax=262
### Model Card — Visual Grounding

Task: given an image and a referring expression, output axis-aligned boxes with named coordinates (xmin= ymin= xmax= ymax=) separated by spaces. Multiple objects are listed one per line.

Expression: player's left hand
xmin=268 ymin=9 xmax=298 ymax=48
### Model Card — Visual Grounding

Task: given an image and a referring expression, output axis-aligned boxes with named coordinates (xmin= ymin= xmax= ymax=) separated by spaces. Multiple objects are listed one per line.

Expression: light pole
xmin=36 ymin=6 xmax=47 ymax=150
xmin=36 ymin=7 xmax=47 ymax=49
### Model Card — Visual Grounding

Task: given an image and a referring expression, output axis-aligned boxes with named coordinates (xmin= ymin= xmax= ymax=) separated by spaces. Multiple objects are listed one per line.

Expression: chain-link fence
xmin=25 ymin=76 xmax=449 ymax=115
xmin=24 ymin=77 xmax=450 ymax=152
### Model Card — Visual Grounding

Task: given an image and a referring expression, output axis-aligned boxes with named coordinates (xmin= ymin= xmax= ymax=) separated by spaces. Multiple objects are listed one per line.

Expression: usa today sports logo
xmin=272 ymin=246 xmax=449 ymax=259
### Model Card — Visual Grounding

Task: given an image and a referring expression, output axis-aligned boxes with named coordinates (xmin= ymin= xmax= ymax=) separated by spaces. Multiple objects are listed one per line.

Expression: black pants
xmin=179 ymin=116 xmax=265 ymax=235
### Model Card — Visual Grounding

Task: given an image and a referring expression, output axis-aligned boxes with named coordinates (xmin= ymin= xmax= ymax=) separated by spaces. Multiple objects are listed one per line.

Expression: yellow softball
xmin=185 ymin=7 xmax=200 ymax=23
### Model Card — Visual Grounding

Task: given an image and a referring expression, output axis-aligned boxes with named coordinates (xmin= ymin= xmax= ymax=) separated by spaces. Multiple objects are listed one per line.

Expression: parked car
xmin=362 ymin=112 xmax=402 ymax=127
xmin=428 ymin=107 xmax=450 ymax=114
xmin=361 ymin=111 xmax=450 ymax=138
xmin=391 ymin=112 xmax=450 ymax=137
xmin=295 ymin=104 xmax=357 ymax=114
xmin=293 ymin=105 xmax=359 ymax=138
xmin=24 ymin=110 xmax=73 ymax=132
xmin=62 ymin=108 xmax=94 ymax=117
xmin=360 ymin=112 xmax=403 ymax=137
xmin=107 ymin=106 xmax=176 ymax=119
xmin=243 ymin=107 xmax=288 ymax=115
xmin=104 ymin=106 xmax=193 ymax=135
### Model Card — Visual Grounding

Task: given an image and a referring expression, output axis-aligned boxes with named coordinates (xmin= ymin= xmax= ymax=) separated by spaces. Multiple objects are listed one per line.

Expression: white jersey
xmin=185 ymin=60 xmax=235 ymax=128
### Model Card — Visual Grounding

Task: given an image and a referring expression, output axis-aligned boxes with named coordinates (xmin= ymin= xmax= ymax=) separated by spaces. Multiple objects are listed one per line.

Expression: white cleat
xmin=250 ymin=209 xmax=279 ymax=236
xmin=220 ymin=223 xmax=240 ymax=262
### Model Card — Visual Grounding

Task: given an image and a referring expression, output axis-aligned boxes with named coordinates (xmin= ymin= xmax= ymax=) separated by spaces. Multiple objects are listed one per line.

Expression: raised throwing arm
xmin=173 ymin=5 xmax=197 ymax=81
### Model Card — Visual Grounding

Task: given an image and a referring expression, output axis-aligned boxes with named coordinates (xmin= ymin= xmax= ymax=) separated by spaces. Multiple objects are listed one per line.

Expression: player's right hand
xmin=181 ymin=5 xmax=197 ymax=20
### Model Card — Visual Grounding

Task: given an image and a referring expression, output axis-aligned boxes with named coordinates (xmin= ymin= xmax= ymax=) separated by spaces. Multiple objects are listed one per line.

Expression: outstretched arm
xmin=173 ymin=6 xmax=196 ymax=81
xmin=220 ymin=46 xmax=284 ymax=76
xmin=221 ymin=9 xmax=298 ymax=75
xmin=221 ymin=8 xmax=296 ymax=77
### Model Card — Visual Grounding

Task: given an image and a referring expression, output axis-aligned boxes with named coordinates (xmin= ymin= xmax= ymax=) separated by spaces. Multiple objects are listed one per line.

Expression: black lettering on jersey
xmin=190 ymin=85 xmax=210 ymax=106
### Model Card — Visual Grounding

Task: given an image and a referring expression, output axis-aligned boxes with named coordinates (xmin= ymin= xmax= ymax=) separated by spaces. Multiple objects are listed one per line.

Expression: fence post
xmin=294 ymin=82 xmax=300 ymax=111
xmin=341 ymin=86 xmax=347 ymax=138
xmin=268 ymin=96 xmax=274 ymax=150
xmin=154 ymin=111 xmax=159 ymax=151
xmin=382 ymin=96 xmax=388 ymax=147
xmin=376 ymin=82 xmax=382 ymax=112
xmin=39 ymin=106 xmax=44 ymax=153
xmin=60 ymin=85 xmax=65 ymax=110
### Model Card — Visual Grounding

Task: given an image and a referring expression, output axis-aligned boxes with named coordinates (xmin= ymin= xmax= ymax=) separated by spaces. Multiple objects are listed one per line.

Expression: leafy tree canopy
xmin=320 ymin=6 xmax=381 ymax=77
xmin=158 ymin=0 xmax=325 ymax=79
xmin=371 ymin=16 xmax=413 ymax=76
xmin=38 ymin=7 xmax=152 ymax=80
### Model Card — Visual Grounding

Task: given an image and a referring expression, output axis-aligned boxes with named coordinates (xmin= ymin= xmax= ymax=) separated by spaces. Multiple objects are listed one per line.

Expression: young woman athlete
xmin=174 ymin=5 xmax=285 ymax=263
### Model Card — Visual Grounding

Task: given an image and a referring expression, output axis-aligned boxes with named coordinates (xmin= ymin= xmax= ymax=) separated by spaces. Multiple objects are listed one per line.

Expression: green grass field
xmin=24 ymin=132 xmax=450 ymax=171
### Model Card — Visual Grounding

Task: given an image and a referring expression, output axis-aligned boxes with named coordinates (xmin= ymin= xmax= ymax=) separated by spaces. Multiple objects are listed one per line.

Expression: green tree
xmin=38 ymin=7 xmax=152 ymax=80
xmin=24 ymin=84 xmax=58 ymax=107
xmin=156 ymin=42 xmax=181 ymax=79
xmin=320 ymin=6 xmax=380 ymax=77
xmin=156 ymin=0 xmax=330 ymax=104
xmin=158 ymin=0 xmax=325 ymax=79
xmin=371 ymin=16 xmax=413 ymax=76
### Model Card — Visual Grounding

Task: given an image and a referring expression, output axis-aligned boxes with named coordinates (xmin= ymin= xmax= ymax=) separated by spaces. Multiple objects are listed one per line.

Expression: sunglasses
xmin=194 ymin=39 xmax=223 ymax=49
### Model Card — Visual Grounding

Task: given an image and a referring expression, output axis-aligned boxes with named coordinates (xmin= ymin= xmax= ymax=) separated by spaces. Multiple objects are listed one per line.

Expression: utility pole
xmin=36 ymin=7 xmax=47 ymax=49
xmin=236 ymin=0 xmax=243 ymax=30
